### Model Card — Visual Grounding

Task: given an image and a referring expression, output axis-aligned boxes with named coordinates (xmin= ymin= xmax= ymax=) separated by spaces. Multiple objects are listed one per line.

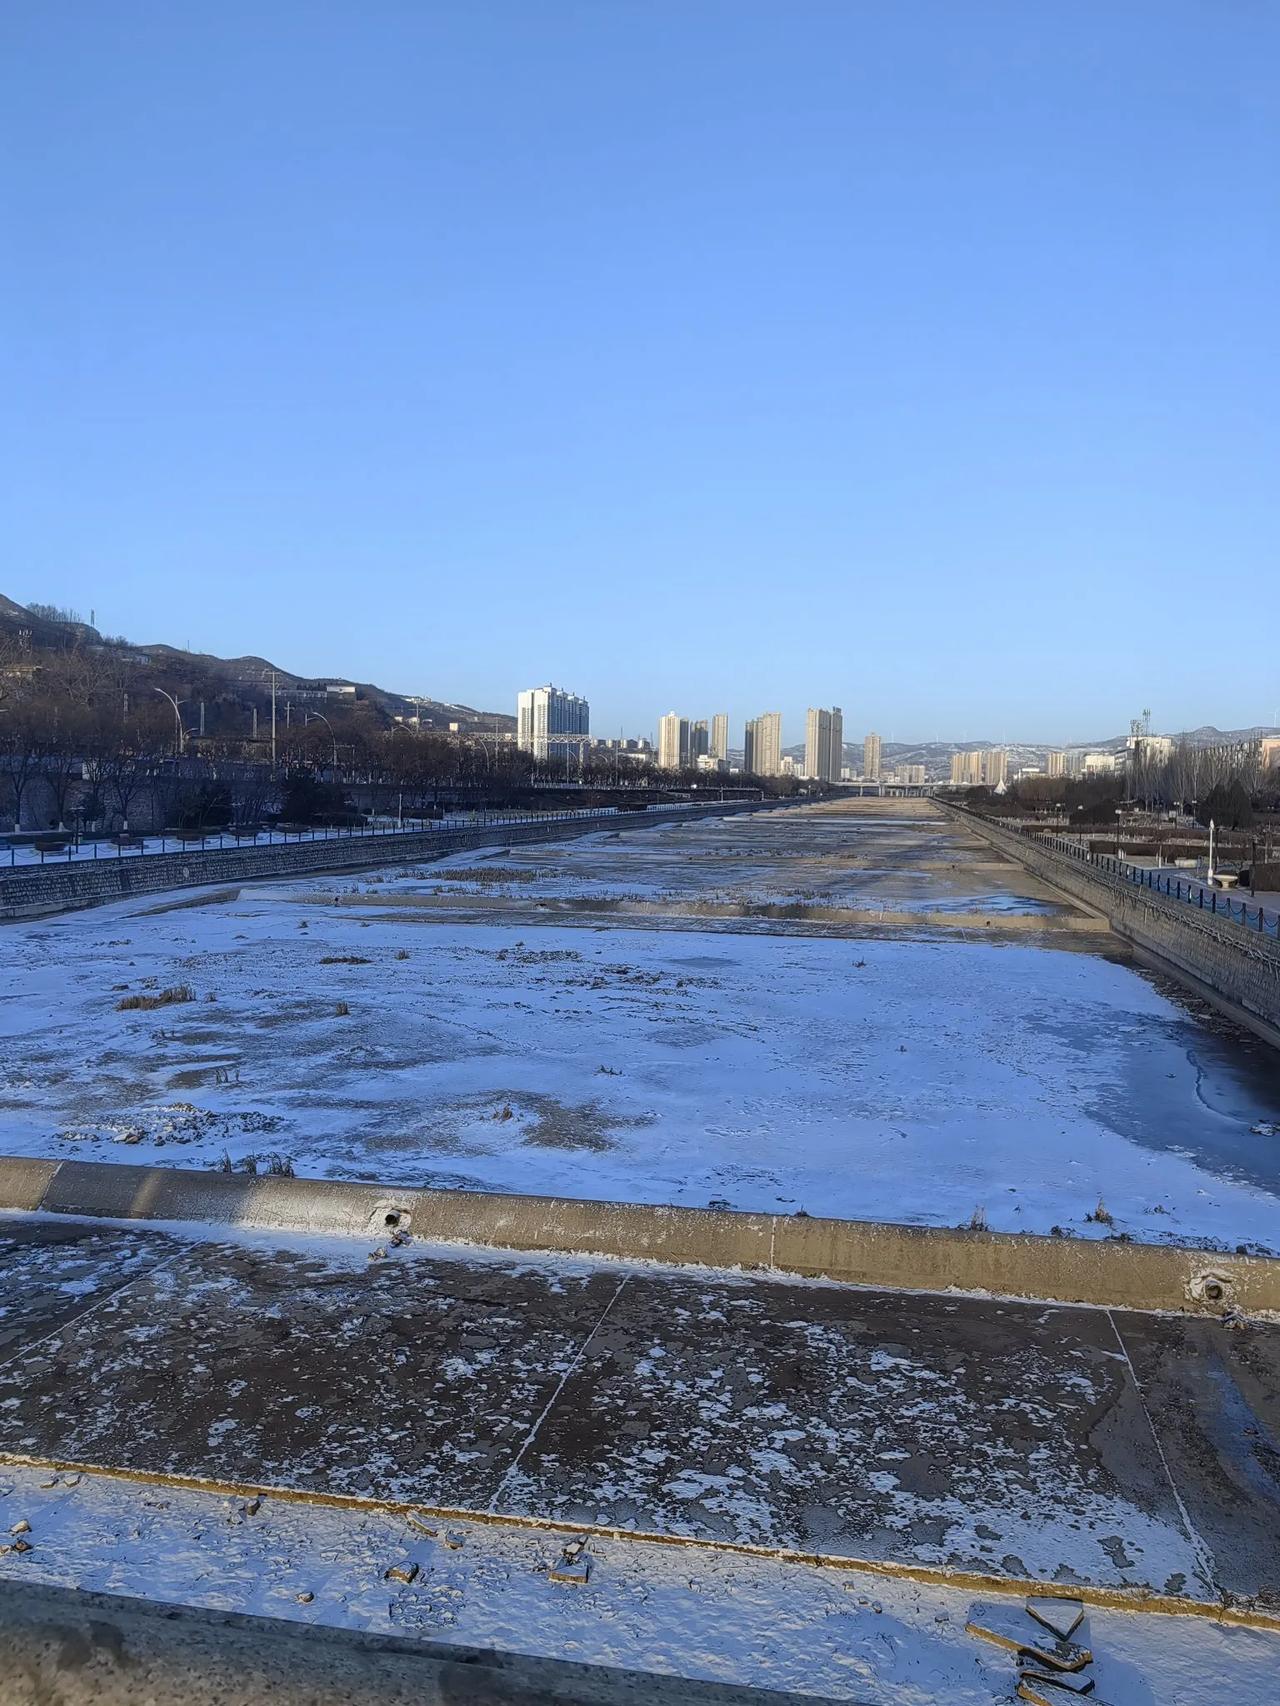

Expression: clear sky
xmin=3 ymin=2 xmax=1277 ymax=746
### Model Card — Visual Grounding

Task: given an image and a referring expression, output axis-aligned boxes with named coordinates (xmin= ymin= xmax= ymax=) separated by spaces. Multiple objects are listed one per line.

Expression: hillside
xmin=0 ymin=595 xmax=513 ymax=733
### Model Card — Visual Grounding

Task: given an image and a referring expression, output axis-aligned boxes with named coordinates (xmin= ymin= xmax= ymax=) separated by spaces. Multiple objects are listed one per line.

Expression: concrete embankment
xmin=0 ymin=801 xmax=779 ymax=921
xmin=2 ymin=1156 xmax=1275 ymax=1316
xmin=946 ymin=804 xmax=1280 ymax=1043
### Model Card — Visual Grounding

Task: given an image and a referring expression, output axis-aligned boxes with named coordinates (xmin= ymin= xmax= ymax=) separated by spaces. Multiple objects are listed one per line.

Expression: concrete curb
xmin=3 ymin=1453 xmax=1278 ymax=1633
xmin=4 ymin=1157 xmax=1277 ymax=1317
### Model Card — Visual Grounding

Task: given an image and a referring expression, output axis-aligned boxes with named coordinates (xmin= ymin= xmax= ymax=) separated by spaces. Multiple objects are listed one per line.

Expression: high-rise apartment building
xmin=516 ymin=685 xmax=589 ymax=761
xmin=1045 ymin=750 xmax=1065 ymax=778
xmin=863 ymin=731 xmax=882 ymax=781
xmin=1261 ymin=738 xmax=1280 ymax=773
xmin=982 ymin=748 xmax=1008 ymax=787
xmin=691 ymin=720 xmax=710 ymax=763
xmin=658 ymin=713 xmax=691 ymax=770
xmin=744 ymin=712 xmax=782 ymax=777
xmin=804 ymin=706 xmax=843 ymax=783
xmin=950 ymin=750 xmax=983 ymax=786
xmin=710 ymin=714 xmax=729 ymax=762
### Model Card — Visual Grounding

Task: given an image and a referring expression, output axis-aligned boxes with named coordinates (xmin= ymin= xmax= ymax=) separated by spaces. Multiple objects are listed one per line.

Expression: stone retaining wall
xmin=948 ymin=805 xmax=1280 ymax=1038
xmin=0 ymin=801 xmax=775 ymax=921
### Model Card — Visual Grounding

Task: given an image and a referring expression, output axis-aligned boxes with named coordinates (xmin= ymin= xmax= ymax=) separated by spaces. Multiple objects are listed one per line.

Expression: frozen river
xmin=3 ymin=798 xmax=1279 ymax=1252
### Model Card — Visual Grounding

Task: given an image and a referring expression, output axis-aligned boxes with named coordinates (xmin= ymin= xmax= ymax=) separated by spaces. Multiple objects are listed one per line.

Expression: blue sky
xmin=3 ymin=2 xmax=1277 ymax=745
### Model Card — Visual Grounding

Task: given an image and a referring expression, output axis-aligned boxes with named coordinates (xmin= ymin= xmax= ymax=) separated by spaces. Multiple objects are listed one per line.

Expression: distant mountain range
xmin=789 ymin=725 xmax=1280 ymax=779
xmin=0 ymin=594 xmax=514 ymax=733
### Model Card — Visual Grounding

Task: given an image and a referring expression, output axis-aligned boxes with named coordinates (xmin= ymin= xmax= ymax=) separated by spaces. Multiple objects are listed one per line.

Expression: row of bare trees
xmin=1 ymin=638 xmax=792 ymax=832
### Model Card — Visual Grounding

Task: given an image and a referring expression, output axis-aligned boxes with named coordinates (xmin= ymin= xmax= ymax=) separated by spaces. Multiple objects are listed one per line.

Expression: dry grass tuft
xmin=116 ymin=985 xmax=195 ymax=1012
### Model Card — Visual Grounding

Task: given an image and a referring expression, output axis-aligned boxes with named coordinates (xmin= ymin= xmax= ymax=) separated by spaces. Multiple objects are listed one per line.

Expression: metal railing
xmin=1 ymin=797 xmax=737 ymax=873
xmin=1027 ymin=829 xmax=1280 ymax=941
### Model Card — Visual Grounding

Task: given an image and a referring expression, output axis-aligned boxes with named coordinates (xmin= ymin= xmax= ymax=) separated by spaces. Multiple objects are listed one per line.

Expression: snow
xmin=0 ymin=1463 xmax=1274 ymax=1703
xmin=2 ymin=805 xmax=1280 ymax=1252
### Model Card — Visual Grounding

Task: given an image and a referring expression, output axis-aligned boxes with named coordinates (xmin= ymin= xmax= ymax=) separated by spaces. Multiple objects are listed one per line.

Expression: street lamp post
xmin=154 ymin=689 xmax=186 ymax=756
xmin=304 ymin=712 xmax=339 ymax=771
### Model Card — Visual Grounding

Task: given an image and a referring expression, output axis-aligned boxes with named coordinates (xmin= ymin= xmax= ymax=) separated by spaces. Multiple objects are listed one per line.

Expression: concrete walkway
xmin=2 ymin=1218 xmax=1277 ymax=1617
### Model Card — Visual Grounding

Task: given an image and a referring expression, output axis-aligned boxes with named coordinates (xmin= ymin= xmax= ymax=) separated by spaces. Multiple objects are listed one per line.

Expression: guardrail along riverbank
xmin=0 ymin=799 xmax=784 ymax=921
xmin=944 ymin=802 xmax=1280 ymax=1043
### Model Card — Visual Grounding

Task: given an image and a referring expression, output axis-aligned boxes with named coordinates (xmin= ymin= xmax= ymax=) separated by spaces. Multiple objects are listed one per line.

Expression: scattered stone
xmin=10 ymin=1520 xmax=31 ymax=1534
xmin=441 ymin=1529 xmax=465 ymax=1550
xmin=550 ymin=1554 xmax=591 ymax=1585
xmin=243 ymin=1497 xmax=261 ymax=1516
xmin=39 ymin=1478 xmax=59 ymax=1490
xmin=965 ymin=1605 xmax=1092 ymax=1671
xmin=1026 ymin=1597 xmax=1085 ymax=1642
xmin=384 ymin=1563 xmax=419 ymax=1584
xmin=1 ymin=1538 xmax=32 ymax=1555
xmin=1018 ymin=1667 xmax=1096 ymax=1697
xmin=1019 ymin=1680 xmax=1106 ymax=1706
xmin=368 ymin=1247 xmax=387 ymax=1262
xmin=295 ymin=1591 xmax=314 ymax=1604
xmin=64 ymin=1474 xmax=81 ymax=1487
xmin=1026 ymin=1642 xmax=1093 ymax=1674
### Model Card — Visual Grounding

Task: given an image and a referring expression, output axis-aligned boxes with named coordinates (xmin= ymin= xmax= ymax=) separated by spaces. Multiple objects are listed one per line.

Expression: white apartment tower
xmin=710 ymin=714 xmax=729 ymax=762
xmin=805 ymin=706 xmax=844 ymax=783
xmin=658 ymin=713 xmax=691 ymax=770
xmin=516 ymin=685 xmax=589 ymax=761
xmin=863 ymin=731 xmax=882 ymax=781
xmin=744 ymin=712 xmax=783 ymax=777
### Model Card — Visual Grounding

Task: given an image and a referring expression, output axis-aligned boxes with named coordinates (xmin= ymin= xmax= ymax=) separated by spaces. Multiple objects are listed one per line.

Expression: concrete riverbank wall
xmin=0 ymin=800 xmax=779 ymax=921
xmin=947 ymin=804 xmax=1280 ymax=1042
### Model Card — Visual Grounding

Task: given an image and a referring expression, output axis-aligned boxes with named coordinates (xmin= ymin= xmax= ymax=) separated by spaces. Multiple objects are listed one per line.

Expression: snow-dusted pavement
xmin=4 ymin=1469 xmax=1277 ymax=1705
xmin=1 ymin=1215 xmax=1278 ymax=1701
xmin=2 ymin=801 xmax=1280 ymax=1251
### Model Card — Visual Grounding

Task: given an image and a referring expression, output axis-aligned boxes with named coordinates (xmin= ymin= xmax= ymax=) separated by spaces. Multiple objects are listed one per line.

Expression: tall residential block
xmin=982 ymin=748 xmax=1008 ymax=787
xmin=710 ymin=714 xmax=729 ymax=762
xmin=516 ymin=685 xmax=589 ymax=761
xmin=863 ymin=731 xmax=882 ymax=781
xmin=950 ymin=750 xmax=983 ymax=785
xmin=691 ymin=719 xmax=710 ymax=763
xmin=658 ymin=712 xmax=691 ymax=770
xmin=744 ymin=712 xmax=783 ymax=777
xmin=805 ymin=705 xmax=844 ymax=783
xmin=1045 ymin=749 xmax=1065 ymax=778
